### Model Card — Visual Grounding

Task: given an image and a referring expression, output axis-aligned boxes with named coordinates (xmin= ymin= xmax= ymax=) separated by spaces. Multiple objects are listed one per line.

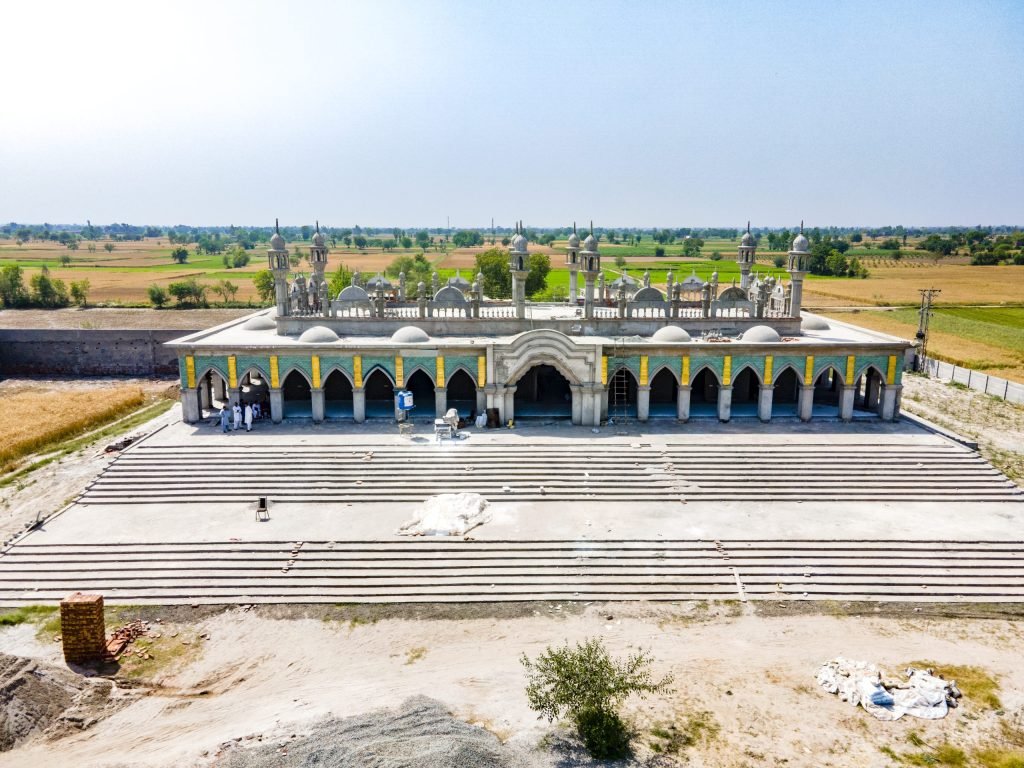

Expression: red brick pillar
xmin=60 ymin=593 xmax=106 ymax=664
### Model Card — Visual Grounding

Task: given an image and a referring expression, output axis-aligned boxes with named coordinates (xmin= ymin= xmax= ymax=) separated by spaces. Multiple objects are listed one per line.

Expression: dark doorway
xmin=513 ymin=364 xmax=572 ymax=419
xmin=649 ymin=368 xmax=678 ymax=418
xmin=197 ymin=370 xmax=229 ymax=419
xmin=690 ymin=368 xmax=720 ymax=417
xmin=446 ymin=369 xmax=476 ymax=420
xmin=324 ymin=370 xmax=354 ymax=419
xmin=364 ymin=369 xmax=395 ymax=419
xmin=813 ymin=368 xmax=842 ymax=417
xmin=404 ymin=369 xmax=435 ymax=419
xmin=283 ymin=370 xmax=312 ymax=418
xmin=772 ymin=368 xmax=800 ymax=417
xmin=731 ymin=368 xmax=760 ymax=417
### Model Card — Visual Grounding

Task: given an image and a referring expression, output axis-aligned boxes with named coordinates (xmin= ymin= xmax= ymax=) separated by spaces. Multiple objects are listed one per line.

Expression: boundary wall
xmin=0 ymin=329 xmax=189 ymax=376
xmin=919 ymin=357 xmax=1024 ymax=405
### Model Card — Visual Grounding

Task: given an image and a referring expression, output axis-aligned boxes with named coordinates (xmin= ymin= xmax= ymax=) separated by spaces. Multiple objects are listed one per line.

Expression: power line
xmin=916 ymin=288 xmax=941 ymax=373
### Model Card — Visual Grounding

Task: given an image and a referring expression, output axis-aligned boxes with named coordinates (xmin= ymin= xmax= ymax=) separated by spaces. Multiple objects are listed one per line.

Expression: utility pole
xmin=916 ymin=288 xmax=941 ymax=373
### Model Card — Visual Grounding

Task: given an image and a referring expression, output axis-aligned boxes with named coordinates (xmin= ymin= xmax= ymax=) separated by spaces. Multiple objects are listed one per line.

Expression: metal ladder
xmin=609 ymin=339 xmax=630 ymax=425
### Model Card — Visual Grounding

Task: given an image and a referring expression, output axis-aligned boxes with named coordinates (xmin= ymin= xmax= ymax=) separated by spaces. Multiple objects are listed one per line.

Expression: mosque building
xmin=169 ymin=221 xmax=911 ymax=427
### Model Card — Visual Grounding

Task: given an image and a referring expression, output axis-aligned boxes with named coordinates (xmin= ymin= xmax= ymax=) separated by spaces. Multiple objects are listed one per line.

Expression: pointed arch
xmin=363 ymin=364 xmax=396 ymax=388
xmin=280 ymin=366 xmax=313 ymax=388
xmin=323 ymin=368 xmax=354 ymax=418
xmin=402 ymin=362 xmax=435 ymax=387
xmin=649 ymin=367 xmax=678 ymax=417
xmin=446 ymin=364 xmax=477 ymax=388
xmin=513 ymin=363 xmax=573 ymax=419
xmin=608 ymin=366 xmax=638 ymax=418
xmin=689 ymin=365 xmax=721 ymax=416
xmin=648 ymin=363 xmax=681 ymax=386
xmin=771 ymin=362 xmax=803 ymax=386
xmin=320 ymin=364 xmax=354 ymax=388
xmin=731 ymin=365 xmax=761 ymax=406
xmin=688 ymin=363 xmax=721 ymax=388
xmin=282 ymin=368 xmax=313 ymax=418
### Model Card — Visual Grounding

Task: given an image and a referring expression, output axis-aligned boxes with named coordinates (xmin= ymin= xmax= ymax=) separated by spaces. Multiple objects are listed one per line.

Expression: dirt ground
xmin=1 ymin=602 xmax=1022 ymax=767
xmin=0 ymin=308 xmax=252 ymax=330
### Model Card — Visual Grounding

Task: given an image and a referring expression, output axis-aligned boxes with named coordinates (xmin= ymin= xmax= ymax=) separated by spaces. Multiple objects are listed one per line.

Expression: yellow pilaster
xmin=185 ymin=356 xmax=196 ymax=388
xmin=436 ymin=356 xmax=445 ymax=388
xmin=311 ymin=356 xmax=321 ymax=389
xmin=270 ymin=356 xmax=279 ymax=388
xmin=601 ymin=355 xmax=608 ymax=385
xmin=227 ymin=356 xmax=237 ymax=388
xmin=846 ymin=355 xmax=855 ymax=385
xmin=477 ymin=355 xmax=486 ymax=387
xmin=395 ymin=356 xmax=404 ymax=388
xmin=682 ymin=355 xmax=690 ymax=386
xmin=353 ymin=355 xmax=363 ymax=388
xmin=722 ymin=355 xmax=732 ymax=386
xmin=764 ymin=355 xmax=774 ymax=386
xmin=804 ymin=355 xmax=815 ymax=386
xmin=639 ymin=355 xmax=649 ymax=386
xmin=887 ymin=354 xmax=897 ymax=385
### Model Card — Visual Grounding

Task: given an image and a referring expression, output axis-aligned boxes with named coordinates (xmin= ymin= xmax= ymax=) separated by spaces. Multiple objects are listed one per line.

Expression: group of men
xmin=219 ymin=401 xmax=262 ymax=433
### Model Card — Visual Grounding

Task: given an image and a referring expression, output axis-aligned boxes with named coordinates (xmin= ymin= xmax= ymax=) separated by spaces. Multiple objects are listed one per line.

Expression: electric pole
xmin=916 ymin=288 xmax=941 ymax=373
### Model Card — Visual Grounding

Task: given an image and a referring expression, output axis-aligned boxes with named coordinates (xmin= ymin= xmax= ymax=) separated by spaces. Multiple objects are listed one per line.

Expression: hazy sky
xmin=1 ymin=0 xmax=1021 ymax=227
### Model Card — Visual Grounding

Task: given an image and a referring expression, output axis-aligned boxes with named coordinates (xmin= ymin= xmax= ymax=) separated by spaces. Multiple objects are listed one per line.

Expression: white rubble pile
xmin=816 ymin=657 xmax=962 ymax=721
xmin=397 ymin=493 xmax=491 ymax=536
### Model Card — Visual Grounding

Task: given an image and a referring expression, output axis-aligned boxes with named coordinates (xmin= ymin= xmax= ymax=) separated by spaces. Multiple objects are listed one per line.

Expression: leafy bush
xmin=654 ymin=246 xmax=666 ymax=258
xmin=709 ymin=251 xmax=722 ymax=261
xmin=521 ymin=638 xmax=673 ymax=759
xmin=773 ymin=255 xmax=785 ymax=268
xmin=147 ymin=284 xmax=168 ymax=308
xmin=167 ymin=278 xmax=208 ymax=308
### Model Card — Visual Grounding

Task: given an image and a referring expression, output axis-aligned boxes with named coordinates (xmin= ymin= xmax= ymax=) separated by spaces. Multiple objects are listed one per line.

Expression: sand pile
xmin=0 ymin=652 xmax=116 ymax=751
xmin=217 ymin=695 xmax=540 ymax=768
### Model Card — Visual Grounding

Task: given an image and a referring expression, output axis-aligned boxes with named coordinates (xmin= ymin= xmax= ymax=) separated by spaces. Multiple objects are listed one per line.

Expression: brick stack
xmin=60 ymin=592 xmax=106 ymax=664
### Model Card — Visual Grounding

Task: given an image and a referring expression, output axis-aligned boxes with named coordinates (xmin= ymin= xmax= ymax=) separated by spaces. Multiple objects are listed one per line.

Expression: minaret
xmin=267 ymin=219 xmax=290 ymax=317
xmin=566 ymin=222 xmax=581 ymax=303
xmin=787 ymin=221 xmax=809 ymax=318
xmin=580 ymin=222 xmax=600 ymax=320
xmin=738 ymin=221 xmax=756 ymax=291
xmin=509 ymin=220 xmax=529 ymax=319
xmin=309 ymin=220 xmax=328 ymax=285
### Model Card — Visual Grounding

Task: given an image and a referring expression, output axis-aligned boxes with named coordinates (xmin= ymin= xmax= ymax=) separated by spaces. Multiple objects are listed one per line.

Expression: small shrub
xmin=773 ymin=255 xmax=785 ymax=268
xmin=654 ymin=246 xmax=666 ymax=258
xmin=709 ymin=251 xmax=722 ymax=261
xmin=147 ymin=284 xmax=168 ymax=308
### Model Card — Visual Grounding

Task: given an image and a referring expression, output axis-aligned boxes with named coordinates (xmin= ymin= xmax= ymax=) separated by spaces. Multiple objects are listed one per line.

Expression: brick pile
xmin=59 ymin=592 xmax=106 ymax=664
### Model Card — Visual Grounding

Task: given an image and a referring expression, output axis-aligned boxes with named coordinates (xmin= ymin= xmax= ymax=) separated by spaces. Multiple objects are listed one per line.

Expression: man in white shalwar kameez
xmin=232 ymin=403 xmax=242 ymax=431
xmin=244 ymin=404 xmax=253 ymax=432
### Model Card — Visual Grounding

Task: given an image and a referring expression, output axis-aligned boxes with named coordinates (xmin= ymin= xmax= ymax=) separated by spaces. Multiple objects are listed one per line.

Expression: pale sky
xmin=1 ymin=0 xmax=1021 ymax=228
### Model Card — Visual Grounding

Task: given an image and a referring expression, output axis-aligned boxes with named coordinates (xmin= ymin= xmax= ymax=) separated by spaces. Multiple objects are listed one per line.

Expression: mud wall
xmin=0 ymin=329 xmax=188 ymax=376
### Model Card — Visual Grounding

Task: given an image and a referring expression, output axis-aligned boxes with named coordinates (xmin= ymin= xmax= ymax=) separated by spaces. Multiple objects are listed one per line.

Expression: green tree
xmin=171 ymin=247 xmax=189 ymax=264
xmin=681 ymin=237 xmax=704 ymax=258
xmin=103 ymin=242 xmax=115 ymax=253
xmin=0 ymin=264 xmax=28 ymax=307
xmin=414 ymin=230 xmax=431 ymax=250
xmin=709 ymin=251 xmax=723 ymax=261
xmin=212 ymin=279 xmax=238 ymax=304
xmin=147 ymin=284 xmax=169 ymax=308
xmin=167 ymin=278 xmax=208 ymax=307
xmin=29 ymin=266 xmax=70 ymax=307
xmin=614 ymin=254 xmax=627 ymax=268
xmin=525 ymin=252 xmax=551 ymax=297
xmin=825 ymin=250 xmax=849 ymax=276
xmin=252 ymin=270 xmax=275 ymax=304
xmin=521 ymin=638 xmax=673 ymax=760
xmin=69 ymin=279 xmax=90 ymax=307
xmin=474 ymin=248 xmax=511 ymax=299
xmin=400 ymin=236 xmax=413 ymax=249
xmin=327 ymin=262 xmax=354 ymax=296
xmin=353 ymin=235 xmax=368 ymax=249
xmin=58 ymin=253 xmax=72 ymax=267
xmin=653 ymin=247 xmax=666 ymax=258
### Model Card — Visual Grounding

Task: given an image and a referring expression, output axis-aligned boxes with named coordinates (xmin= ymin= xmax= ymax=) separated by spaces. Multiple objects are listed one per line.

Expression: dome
xmin=740 ymin=230 xmax=756 ymax=247
xmin=365 ymin=274 xmax=392 ymax=290
xmin=298 ymin=325 xmax=339 ymax=344
xmin=433 ymin=285 xmax=467 ymax=304
xmin=567 ymin=231 xmax=581 ymax=248
xmin=791 ymin=232 xmax=809 ymax=253
xmin=269 ymin=232 xmax=286 ymax=250
xmin=338 ymin=284 xmax=370 ymax=302
xmin=312 ymin=230 xmax=325 ymax=247
xmin=511 ymin=233 xmax=528 ymax=253
xmin=651 ymin=325 xmax=692 ymax=342
xmin=742 ymin=325 xmax=782 ymax=343
xmin=391 ymin=325 xmax=430 ymax=343
xmin=631 ymin=286 xmax=665 ymax=303
xmin=581 ymin=233 xmax=598 ymax=253
xmin=242 ymin=313 xmax=276 ymax=331
xmin=801 ymin=315 xmax=831 ymax=331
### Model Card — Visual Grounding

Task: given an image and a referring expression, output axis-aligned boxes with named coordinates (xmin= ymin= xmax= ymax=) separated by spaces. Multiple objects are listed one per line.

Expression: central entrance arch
xmin=446 ymin=369 xmax=477 ymax=419
xmin=513 ymin=364 xmax=571 ymax=419
xmin=364 ymin=368 xmax=395 ymax=419
xmin=323 ymin=370 xmax=354 ymax=419
xmin=690 ymin=368 xmax=720 ymax=417
xmin=404 ymin=369 xmax=435 ymax=419
xmin=282 ymin=370 xmax=312 ymax=418
xmin=649 ymin=368 xmax=678 ymax=418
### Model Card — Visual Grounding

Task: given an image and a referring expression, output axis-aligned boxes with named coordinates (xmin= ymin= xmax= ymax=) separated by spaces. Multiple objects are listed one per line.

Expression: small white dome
xmin=391 ymin=325 xmax=430 ymax=343
xmin=312 ymin=230 xmax=326 ymax=247
xmin=801 ymin=315 xmax=831 ymax=331
xmin=242 ymin=313 xmax=276 ymax=331
xmin=433 ymin=285 xmax=467 ymax=304
xmin=338 ymin=284 xmax=370 ymax=302
xmin=270 ymin=232 xmax=286 ymax=250
xmin=791 ymin=232 xmax=809 ymax=253
xmin=651 ymin=325 xmax=692 ymax=342
xmin=511 ymin=233 xmax=528 ymax=253
xmin=742 ymin=325 xmax=782 ymax=343
xmin=740 ymin=230 xmax=756 ymax=247
xmin=567 ymin=231 xmax=581 ymax=248
xmin=582 ymin=233 xmax=598 ymax=252
xmin=298 ymin=325 xmax=339 ymax=344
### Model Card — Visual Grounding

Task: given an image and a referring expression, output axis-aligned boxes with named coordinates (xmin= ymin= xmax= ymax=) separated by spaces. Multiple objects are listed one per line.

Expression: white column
xmin=717 ymin=385 xmax=733 ymax=422
xmin=798 ymin=385 xmax=814 ymax=422
xmin=353 ymin=389 xmax=366 ymax=423
xmin=637 ymin=386 xmax=650 ymax=422
xmin=881 ymin=385 xmax=900 ymax=421
xmin=569 ymin=270 xmax=578 ymax=302
xmin=311 ymin=388 xmax=325 ymax=422
xmin=181 ymin=389 xmax=200 ymax=423
xmin=270 ymin=389 xmax=283 ymax=423
xmin=839 ymin=385 xmax=855 ymax=422
xmin=199 ymin=380 xmax=211 ymax=410
xmin=758 ymin=385 xmax=773 ymax=422
xmin=677 ymin=386 xmax=690 ymax=421
xmin=503 ymin=387 xmax=515 ymax=425
xmin=476 ymin=388 xmax=486 ymax=415
xmin=435 ymin=387 xmax=447 ymax=418
xmin=571 ymin=385 xmax=583 ymax=425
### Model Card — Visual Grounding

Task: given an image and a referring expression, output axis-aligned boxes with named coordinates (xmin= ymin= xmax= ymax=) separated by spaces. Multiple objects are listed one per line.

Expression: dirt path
xmin=0 ymin=308 xmax=253 ymax=330
xmin=1 ymin=604 xmax=1021 ymax=767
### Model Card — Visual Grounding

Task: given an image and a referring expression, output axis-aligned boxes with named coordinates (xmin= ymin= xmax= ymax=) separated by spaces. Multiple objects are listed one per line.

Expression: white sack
xmin=397 ymin=493 xmax=491 ymax=536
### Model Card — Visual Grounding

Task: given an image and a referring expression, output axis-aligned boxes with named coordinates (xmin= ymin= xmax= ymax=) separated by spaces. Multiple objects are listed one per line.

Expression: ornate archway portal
xmin=513 ymin=364 xmax=572 ymax=419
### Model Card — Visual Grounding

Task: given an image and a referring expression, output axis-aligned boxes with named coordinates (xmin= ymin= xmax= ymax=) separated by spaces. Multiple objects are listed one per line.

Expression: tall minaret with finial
xmin=267 ymin=218 xmax=290 ymax=318
xmin=309 ymin=220 xmax=328 ymax=285
xmin=738 ymin=221 xmax=756 ymax=292
xmin=509 ymin=220 xmax=529 ymax=319
xmin=580 ymin=221 xmax=601 ymax=320
xmin=787 ymin=220 xmax=809 ymax=318
xmin=566 ymin=222 xmax=581 ymax=303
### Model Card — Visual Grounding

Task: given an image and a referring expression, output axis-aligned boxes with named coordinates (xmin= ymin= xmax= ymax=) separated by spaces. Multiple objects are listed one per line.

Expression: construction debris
xmin=816 ymin=657 xmax=962 ymax=721
xmin=105 ymin=620 xmax=150 ymax=659
xmin=397 ymin=493 xmax=490 ymax=537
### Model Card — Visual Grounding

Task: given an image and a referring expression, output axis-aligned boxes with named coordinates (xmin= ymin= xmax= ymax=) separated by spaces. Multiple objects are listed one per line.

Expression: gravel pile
xmin=217 ymin=695 xmax=542 ymax=768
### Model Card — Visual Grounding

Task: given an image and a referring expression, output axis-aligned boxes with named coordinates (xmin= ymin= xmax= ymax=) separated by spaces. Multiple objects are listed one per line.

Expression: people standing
xmin=219 ymin=406 xmax=230 ymax=433
xmin=244 ymin=403 xmax=254 ymax=432
xmin=232 ymin=402 xmax=242 ymax=431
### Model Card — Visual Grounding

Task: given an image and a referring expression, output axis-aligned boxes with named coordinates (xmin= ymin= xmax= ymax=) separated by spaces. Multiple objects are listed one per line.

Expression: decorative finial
xmin=275 ymin=218 xmax=279 ymax=234
xmin=315 ymin=220 xmax=320 ymax=233
xmin=590 ymin=220 xmax=594 ymax=235
xmin=747 ymin=220 xmax=751 ymax=233
xmin=800 ymin=220 xmax=804 ymax=233
xmin=573 ymin=221 xmax=577 ymax=234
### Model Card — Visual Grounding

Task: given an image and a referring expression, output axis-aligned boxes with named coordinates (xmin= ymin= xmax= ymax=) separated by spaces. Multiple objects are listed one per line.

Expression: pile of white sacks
xmin=397 ymin=493 xmax=491 ymax=537
xmin=816 ymin=657 xmax=963 ymax=721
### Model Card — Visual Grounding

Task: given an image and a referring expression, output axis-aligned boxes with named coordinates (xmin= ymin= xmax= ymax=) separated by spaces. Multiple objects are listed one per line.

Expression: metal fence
xmin=919 ymin=357 xmax=1024 ymax=405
